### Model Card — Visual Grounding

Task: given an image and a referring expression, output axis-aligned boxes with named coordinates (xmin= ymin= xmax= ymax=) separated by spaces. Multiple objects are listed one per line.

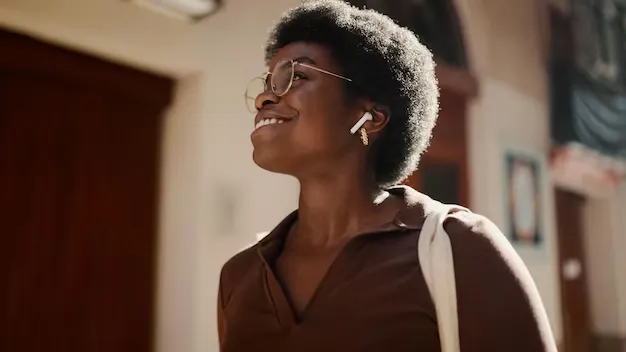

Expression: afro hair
xmin=265 ymin=0 xmax=439 ymax=187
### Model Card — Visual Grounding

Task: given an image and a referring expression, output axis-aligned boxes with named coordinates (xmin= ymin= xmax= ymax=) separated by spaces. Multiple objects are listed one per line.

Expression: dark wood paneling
xmin=0 ymin=30 xmax=172 ymax=107
xmin=0 ymin=29 xmax=173 ymax=352
xmin=407 ymin=88 xmax=470 ymax=206
xmin=555 ymin=189 xmax=592 ymax=352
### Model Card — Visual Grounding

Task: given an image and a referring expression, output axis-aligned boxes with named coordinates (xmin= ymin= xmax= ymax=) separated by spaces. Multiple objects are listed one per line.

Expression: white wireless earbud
xmin=350 ymin=112 xmax=373 ymax=135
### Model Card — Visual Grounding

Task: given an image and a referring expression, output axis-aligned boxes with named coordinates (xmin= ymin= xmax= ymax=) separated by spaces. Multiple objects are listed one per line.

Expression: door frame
xmin=554 ymin=188 xmax=592 ymax=352
xmin=0 ymin=30 xmax=171 ymax=108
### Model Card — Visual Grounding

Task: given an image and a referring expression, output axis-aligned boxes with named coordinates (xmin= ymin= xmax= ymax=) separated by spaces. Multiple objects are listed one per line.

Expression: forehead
xmin=268 ymin=42 xmax=341 ymax=72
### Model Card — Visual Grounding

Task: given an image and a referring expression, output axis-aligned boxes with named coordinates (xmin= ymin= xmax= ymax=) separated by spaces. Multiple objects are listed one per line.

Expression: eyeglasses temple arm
xmin=297 ymin=63 xmax=352 ymax=82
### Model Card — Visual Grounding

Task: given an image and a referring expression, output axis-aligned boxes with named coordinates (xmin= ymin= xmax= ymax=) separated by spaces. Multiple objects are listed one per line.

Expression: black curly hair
xmin=265 ymin=0 xmax=439 ymax=188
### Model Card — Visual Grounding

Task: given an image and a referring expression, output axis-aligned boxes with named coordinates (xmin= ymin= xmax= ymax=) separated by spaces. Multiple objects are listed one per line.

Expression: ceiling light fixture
xmin=127 ymin=0 xmax=222 ymax=22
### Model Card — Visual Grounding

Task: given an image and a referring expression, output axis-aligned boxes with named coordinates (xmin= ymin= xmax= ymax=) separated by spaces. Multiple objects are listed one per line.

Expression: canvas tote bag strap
xmin=418 ymin=202 xmax=468 ymax=352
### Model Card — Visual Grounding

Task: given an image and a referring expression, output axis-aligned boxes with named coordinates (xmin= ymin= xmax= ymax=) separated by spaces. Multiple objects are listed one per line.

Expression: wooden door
xmin=0 ymin=30 xmax=172 ymax=352
xmin=555 ymin=189 xmax=591 ymax=352
xmin=406 ymin=88 xmax=469 ymax=206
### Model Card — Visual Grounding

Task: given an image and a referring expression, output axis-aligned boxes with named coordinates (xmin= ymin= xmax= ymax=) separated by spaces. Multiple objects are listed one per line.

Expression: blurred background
xmin=1 ymin=0 xmax=626 ymax=351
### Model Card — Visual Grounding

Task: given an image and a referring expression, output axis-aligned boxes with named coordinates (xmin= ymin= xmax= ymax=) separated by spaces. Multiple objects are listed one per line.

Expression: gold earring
xmin=360 ymin=127 xmax=369 ymax=146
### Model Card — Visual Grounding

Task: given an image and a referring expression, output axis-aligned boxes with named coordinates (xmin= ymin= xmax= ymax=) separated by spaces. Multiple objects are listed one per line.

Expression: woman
xmin=218 ymin=0 xmax=556 ymax=351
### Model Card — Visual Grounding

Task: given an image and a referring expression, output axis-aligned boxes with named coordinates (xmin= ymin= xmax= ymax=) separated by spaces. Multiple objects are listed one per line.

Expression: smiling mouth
xmin=254 ymin=118 xmax=288 ymax=130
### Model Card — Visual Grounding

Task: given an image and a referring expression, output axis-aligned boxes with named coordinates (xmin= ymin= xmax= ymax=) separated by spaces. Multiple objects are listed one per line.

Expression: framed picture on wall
xmin=503 ymin=150 xmax=544 ymax=247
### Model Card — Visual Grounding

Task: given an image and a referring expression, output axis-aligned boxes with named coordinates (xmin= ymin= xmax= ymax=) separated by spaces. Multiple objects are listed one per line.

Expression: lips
xmin=253 ymin=110 xmax=294 ymax=131
xmin=254 ymin=117 xmax=286 ymax=130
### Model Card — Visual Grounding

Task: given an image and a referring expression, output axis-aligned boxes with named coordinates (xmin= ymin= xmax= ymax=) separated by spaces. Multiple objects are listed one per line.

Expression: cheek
xmin=287 ymin=83 xmax=353 ymax=141
xmin=294 ymin=107 xmax=347 ymax=154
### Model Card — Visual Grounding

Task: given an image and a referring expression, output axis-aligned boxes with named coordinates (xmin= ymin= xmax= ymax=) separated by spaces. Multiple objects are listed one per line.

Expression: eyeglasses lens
xmin=271 ymin=59 xmax=293 ymax=96
xmin=244 ymin=60 xmax=294 ymax=113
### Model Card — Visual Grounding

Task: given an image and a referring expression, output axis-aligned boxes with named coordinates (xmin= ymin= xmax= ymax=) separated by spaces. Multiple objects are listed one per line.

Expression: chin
xmin=252 ymin=148 xmax=292 ymax=174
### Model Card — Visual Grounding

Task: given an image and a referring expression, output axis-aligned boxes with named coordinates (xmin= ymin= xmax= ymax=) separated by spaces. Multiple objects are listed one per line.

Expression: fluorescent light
xmin=128 ymin=0 xmax=220 ymax=22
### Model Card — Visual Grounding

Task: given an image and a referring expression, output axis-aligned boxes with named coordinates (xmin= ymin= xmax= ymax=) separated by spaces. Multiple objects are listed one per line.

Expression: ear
xmin=364 ymin=104 xmax=391 ymax=135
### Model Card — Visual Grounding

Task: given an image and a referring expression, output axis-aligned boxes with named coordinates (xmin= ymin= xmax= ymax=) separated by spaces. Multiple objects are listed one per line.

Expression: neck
xmin=294 ymin=168 xmax=393 ymax=247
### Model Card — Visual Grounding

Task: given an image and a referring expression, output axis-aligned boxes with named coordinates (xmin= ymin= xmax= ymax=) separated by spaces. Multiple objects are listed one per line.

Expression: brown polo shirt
xmin=218 ymin=186 xmax=554 ymax=351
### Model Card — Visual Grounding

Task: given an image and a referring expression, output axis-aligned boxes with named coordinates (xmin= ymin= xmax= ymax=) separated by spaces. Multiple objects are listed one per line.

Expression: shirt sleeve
xmin=444 ymin=211 xmax=557 ymax=351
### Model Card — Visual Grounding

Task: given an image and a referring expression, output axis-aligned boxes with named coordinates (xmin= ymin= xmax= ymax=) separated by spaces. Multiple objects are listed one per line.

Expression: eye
xmin=293 ymin=71 xmax=307 ymax=81
xmin=263 ymin=74 xmax=272 ymax=90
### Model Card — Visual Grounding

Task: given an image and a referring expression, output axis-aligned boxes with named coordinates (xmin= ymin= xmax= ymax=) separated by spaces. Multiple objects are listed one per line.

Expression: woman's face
xmin=251 ymin=42 xmax=364 ymax=178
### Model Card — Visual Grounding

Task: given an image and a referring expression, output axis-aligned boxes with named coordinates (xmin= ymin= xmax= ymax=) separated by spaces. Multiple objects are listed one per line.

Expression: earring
xmin=360 ymin=127 xmax=369 ymax=146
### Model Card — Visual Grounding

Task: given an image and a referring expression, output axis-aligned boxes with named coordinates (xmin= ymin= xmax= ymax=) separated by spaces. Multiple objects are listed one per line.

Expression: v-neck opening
xmin=256 ymin=186 xmax=430 ymax=327
xmin=263 ymin=227 xmax=416 ymax=327
xmin=291 ymin=236 xmax=364 ymax=324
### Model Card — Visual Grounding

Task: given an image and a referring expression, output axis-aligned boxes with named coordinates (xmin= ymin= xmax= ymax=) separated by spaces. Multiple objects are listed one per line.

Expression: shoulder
xmin=218 ymin=211 xmax=297 ymax=306
xmin=443 ymin=211 xmax=511 ymax=254
xmin=442 ymin=210 xmax=556 ymax=350
xmin=442 ymin=210 xmax=527 ymax=281
xmin=219 ymin=230 xmax=277 ymax=291
xmin=221 ymin=245 xmax=259 ymax=279
xmin=218 ymin=245 xmax=261 ymax=307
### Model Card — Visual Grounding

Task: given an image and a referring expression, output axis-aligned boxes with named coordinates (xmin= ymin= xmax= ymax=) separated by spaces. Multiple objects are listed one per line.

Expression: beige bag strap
xmin=418 ymin=202 xmax=468 ymax=352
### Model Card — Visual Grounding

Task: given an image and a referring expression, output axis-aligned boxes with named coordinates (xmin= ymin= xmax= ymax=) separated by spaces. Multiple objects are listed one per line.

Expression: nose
xmin=255 ymin=90 xmax=279 ymax=111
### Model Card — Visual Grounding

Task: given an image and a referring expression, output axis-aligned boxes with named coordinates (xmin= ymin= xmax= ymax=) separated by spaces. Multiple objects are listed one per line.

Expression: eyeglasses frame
xmin=245 ymin=58 xmax=352 ymax=112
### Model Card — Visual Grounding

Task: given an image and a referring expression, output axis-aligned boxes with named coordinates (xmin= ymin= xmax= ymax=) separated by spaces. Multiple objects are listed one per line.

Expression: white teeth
xmin=255 ymin=118 xmax=286 ymax=130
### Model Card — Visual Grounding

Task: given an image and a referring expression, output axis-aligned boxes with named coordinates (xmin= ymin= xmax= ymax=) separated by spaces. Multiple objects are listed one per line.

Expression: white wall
xmin=466 ymin=77 xmax=563 ymax=340
xmin=456 ymin=0 xmax=563 ymax=341
xmin=454 ymin=0 xmax=548 ymax=102
xmin=153 ymin=2 xmax=302 ymax=351
xmin=458 ymin=0 xmax=626 ymax=342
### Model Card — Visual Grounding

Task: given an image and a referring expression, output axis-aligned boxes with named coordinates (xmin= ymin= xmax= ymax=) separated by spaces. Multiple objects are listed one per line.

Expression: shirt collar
xmin=387 ymin=185 xmax=436 ymax=230
xmin=256 ymin=185 xmax=434 ymax=261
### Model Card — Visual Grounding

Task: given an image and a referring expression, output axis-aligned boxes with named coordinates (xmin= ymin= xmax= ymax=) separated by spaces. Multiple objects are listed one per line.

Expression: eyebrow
xmin=293 ymin=56 xmax=317 ymax=65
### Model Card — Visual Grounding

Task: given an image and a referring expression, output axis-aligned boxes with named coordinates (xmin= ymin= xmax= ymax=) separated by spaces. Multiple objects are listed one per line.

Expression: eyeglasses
xmin=244 ymin=58 xmax=352 ymax=113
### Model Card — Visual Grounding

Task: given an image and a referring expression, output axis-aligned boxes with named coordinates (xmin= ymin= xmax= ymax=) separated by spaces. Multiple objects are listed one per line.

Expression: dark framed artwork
xmin=503 ymin=150 xmax=544 ymax=247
